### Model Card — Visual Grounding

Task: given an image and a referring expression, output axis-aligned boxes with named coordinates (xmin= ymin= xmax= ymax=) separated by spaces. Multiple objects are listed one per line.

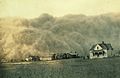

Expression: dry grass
xmin=0 ymin=57 xmax=120 ymax=78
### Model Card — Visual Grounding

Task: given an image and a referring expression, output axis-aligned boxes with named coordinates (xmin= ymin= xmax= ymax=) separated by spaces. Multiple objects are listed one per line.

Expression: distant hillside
xmin=0 ymin=13 xmax=120 ymax=61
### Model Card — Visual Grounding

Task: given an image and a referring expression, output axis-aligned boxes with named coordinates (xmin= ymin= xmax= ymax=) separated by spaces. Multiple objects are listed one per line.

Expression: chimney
xmin=102 ymin=41 xmax=105 ymax=44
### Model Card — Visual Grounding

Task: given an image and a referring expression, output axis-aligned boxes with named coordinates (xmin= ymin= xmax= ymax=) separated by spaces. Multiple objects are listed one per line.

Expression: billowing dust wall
xmin=0 ymin=13 xmax=119 ymax=61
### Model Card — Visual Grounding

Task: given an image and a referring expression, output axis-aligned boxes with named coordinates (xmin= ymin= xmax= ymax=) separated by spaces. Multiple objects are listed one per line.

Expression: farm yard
xmin=0 ymin=57 xmax=120 ymax=78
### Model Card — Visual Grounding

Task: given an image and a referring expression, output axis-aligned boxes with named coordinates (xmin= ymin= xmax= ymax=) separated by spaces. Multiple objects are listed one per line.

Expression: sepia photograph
xmin=0 ymin=0 xmax=120 ymax=78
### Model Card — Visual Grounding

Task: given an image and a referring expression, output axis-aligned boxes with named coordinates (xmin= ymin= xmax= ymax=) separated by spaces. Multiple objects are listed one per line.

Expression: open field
xmin=0 ymin=57 xmax=120 ymax=78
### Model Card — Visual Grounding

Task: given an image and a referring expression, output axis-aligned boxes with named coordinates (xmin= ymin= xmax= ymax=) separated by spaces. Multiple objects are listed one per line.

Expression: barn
xmin=89 ymin=41 xmax=113 ymax=59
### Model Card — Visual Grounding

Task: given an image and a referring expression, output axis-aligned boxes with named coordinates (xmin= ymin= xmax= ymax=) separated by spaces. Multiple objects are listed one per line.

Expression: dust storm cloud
xmin=0 ymin=13 xmax=120 ymax=61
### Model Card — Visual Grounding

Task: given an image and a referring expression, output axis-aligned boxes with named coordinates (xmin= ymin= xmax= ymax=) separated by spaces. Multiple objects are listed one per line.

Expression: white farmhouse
xmin=89 ymin=41 xmax=113 ymax=59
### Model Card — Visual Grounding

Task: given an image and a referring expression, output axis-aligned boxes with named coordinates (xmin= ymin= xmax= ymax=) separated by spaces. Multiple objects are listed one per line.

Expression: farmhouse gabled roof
xmin=90 ymin=44 xmax=96 ymax=50
xmin=90 ymin=41 xmax=113 ymax=51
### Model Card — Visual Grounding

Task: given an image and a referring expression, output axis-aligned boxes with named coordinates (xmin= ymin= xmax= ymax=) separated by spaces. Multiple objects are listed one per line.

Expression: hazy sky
xmin=0 ymin=0 xmax=120 ymax=18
